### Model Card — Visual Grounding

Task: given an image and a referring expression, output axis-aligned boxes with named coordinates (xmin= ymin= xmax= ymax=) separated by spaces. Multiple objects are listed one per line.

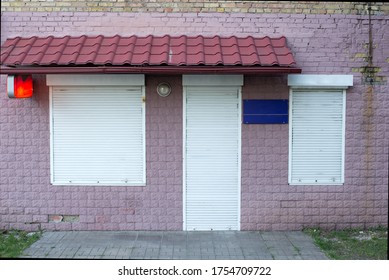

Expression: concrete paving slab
xmin=20 ymin=230 xmax=328 ymax=260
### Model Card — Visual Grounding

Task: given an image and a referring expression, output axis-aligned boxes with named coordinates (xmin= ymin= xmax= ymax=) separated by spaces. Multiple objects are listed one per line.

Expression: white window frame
xmin=47 ymin=74 xmax=146 ymax=186
xmin=287 ymin=74 xmax=353 ymax=186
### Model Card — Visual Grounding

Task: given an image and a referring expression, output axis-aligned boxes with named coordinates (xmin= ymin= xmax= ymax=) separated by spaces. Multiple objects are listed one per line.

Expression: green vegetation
xmin=305 ymin=226 xmax=388 ymax=260
xmin=0 ymin=230 xmax=41 ymax=258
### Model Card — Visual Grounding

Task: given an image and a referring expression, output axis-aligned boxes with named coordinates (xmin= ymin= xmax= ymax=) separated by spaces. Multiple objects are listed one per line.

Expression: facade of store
xmin=0 ymin=1 xmax=388 ymax=231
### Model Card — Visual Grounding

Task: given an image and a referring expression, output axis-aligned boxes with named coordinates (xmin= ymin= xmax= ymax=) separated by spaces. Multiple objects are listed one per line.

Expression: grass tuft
xmin=304 ymin=226 xmax=388 ymax=260
xmin=0 ymin=230 xmax=41 ymax=258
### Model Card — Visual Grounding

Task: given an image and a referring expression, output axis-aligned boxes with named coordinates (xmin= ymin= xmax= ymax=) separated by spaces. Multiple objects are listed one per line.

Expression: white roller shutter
xmin=184 ymin=85 xmax=241 ymax=230
xmin=51 ymin=86 xmax=145 ymax=185
xmin=289 ymin=89 xmax=345 ymax=185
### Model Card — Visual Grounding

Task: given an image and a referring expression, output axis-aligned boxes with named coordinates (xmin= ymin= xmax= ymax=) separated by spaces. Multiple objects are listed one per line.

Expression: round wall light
xmin=157 ymin=82 xmax=171 ymax=97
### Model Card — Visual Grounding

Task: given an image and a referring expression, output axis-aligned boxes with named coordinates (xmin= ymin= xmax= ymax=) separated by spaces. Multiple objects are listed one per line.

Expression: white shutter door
xmin=185 ymin=86 xmax=240 ymax=230
xmin=51 ymin=86 xmax=144 ymax=185
xmin=290 ymin=90 xmax=345 ymax=184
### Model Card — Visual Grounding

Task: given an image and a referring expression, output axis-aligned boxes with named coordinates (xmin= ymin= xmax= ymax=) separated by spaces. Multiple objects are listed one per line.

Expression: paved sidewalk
xmin=21 ymin=231 xmax=328 ymax=260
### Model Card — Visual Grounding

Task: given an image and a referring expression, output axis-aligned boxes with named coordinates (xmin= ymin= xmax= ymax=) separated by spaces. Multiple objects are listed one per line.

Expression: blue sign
xmin=243 ymin=99 xmax=288 ymax=124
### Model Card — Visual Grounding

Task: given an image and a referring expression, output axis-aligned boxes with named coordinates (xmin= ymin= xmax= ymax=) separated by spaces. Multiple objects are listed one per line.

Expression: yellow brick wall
xmin=1 ymin=0 xmax=388 ymax=15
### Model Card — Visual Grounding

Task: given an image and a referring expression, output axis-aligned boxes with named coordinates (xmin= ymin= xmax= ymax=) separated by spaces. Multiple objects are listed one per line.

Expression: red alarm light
xmin=7 ymin=75 xmax=33 ymax=98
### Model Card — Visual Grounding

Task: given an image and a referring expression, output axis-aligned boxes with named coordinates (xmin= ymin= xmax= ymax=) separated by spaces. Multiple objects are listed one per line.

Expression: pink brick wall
xmin=1 ymin=12 xmax=388 ymax=231
xmin=0 ymin=74 xmax=184 ymax=231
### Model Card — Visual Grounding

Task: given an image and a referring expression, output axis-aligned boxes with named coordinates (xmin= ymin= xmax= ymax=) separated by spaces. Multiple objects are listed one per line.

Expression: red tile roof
xmin=1 ymin=35 xmax=297 ymax=68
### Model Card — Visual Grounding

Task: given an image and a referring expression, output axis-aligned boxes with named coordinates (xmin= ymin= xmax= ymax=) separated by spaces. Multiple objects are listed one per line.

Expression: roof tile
xmin=75 ymin=53 xmax=97 ymax=65
xmin=114 ymin=45 xmax=131 ymax=55
xmin=222 ymin=53 xmax=242 ymax=65
xmin=187 ymin=53 xmax=205 ymax=65
xmin=2 ymin=37 xmax=21 ymax=48
xmin=50 ymin=36 xmax=70 ymax=47
xmin=117 ymin=36 xmax=137 ymax=46
xmin=101 ymin=36 xmax=120 ymax=46
xmin=241 ymin=54 xmax=260 ymax=65
xmin=204 ymin=53 xmax=223 ymax=65
xmin=32 ymin=37 xmax=53 ymax=47
xmin=98 ymin=46 xmax=117 ymax=55
xmin=273 ymin=46 xmax=293 ymax=56
xmin=67 ymin=36 xmax=86 ymax=46
xmin=28 ymin=46 xmax=45 ymax=55
xmin=94 ymin=53 xmax=115 ymax=65
xmin=135 ymin=36 xmax=153 ymax=46
xmin=61 ymin=45 xmax=83 ymax=55
xmin=170 ymin=36 xmax=187 ymax=47
xmin=239 ymin=45 xmax=259 ymax=56
xmin=3 ymin=55 xmax=24 ymax=65
xmin=253 ymin=37 xmax=272 ymax=47
xmin=130 ymin=52 xmax=150 ymax=65
xmin=78 ymin=46 xmax=99 ymax=55
xmin=21 ymin=53 xmax=43 ymax=65
xmin=1 ymin=45 xmax=15 ymax=61
xmin=39 ymin=53 xmax=62 ymax=65
xmin=0 ymin=34 xmax=297 ymax=67
xmin=45 ymin=45 xmax=64 ymax=55
xmin=270 ymin=37 xmax=287 ymax=47
xmin=276 ymin=53 xmax=296 ymax=66
xmin=170 ymin=52 xmax=187 ymax=65
xmin=149 ymin=53 xmax=169 ymax=65
xmin=57 ymin=54 xmax=78 ymax=65
xmin=151 ymin=35 xmax=170 ymax=46
xmin=150 ymin=44 xmax=170 ymax=56
xmin=255 ymin=45 xmax=275 ymax=56
xmin=237 ymin=37 xmax=255 ymax=47
xmin=16 ymin=37 xmax=37 ymax=47
xmin=111 ymin=53 xmax=133 ymax=65
xmin=203 ymin=36 xmax=220 ymax=46
xmin=258 ymin=53 xmax=279 ymax=66
xmin=9 ymin=46 xmax=30 ymax=58
xmin=186 ymin=36 xmax=204 ymax=46
xmin=186 ymin=44 xmax=204 ymax=55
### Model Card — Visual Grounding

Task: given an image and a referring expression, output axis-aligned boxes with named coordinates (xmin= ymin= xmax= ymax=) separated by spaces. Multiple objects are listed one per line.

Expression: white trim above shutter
xmin=183 ymin=75 xmax=244 ymax=86
xmin=50 ymin=85 xmax=145 ymax=186
xmin=47 ymin=74 xmax=145 ymax=86
xmin=288 ymin=74 xmax=353 ymax=89
xmin=289 ymin=89 xmax=345 ymax=185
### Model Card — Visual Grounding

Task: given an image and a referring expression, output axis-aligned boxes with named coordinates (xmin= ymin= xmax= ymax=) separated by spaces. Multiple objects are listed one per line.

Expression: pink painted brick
xmin=1 ymin=12 xmax=388 ymax=231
